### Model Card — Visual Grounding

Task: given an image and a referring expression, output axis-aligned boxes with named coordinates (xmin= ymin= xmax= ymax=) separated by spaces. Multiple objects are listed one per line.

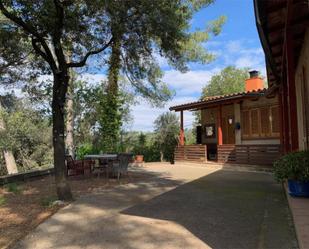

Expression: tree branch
xmin=32 ymin=38 xmax=57 ymax=72
xmin=67 ymin=38 xmax=114 ymax=68
xmin=0 ymin=1 xmax=57 ymax=71
xmin=52 ymin=0 xmax=66 ymax=67
xmin=0 ymin=1 xmax=42 ymax=39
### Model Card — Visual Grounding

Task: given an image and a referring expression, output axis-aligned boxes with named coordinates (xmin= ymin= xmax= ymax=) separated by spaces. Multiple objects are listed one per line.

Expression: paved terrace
xmin=14 ymin=163 xmax=298 ymax=249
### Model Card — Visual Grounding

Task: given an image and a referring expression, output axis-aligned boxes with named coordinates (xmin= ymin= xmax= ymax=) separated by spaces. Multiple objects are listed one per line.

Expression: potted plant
xmin=134 ymin=133 xmax=146 ymax=163
xmin=273 ymin=151 xmax=309 ymax=197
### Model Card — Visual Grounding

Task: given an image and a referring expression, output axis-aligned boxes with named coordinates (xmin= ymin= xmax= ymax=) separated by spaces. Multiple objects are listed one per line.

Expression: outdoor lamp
xmin=228 ymin=117 xmax=233 ymax=124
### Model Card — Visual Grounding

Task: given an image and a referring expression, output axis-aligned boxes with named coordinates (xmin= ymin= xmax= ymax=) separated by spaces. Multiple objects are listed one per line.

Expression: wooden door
xmin=222 ymin=116 xmax=235 ymax=144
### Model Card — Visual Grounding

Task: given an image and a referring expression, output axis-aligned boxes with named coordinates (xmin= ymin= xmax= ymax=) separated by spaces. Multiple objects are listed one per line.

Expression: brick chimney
xmin=245 ymin=70 xmax=264 ymax=92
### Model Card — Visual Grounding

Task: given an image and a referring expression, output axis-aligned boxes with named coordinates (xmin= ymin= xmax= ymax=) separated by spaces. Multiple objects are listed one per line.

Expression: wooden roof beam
xmin=267 ymin=0 xmax=305 ymax=13
xmin=268 ymin=14 xmax=309 ymax=34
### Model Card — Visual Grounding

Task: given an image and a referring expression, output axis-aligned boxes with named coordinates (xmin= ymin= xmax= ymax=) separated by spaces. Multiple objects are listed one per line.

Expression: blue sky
xmin=81 ymin=0 xmax=266 ymax=131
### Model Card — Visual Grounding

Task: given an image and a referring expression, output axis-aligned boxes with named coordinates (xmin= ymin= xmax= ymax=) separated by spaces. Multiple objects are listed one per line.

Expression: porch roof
xmin=169 ymin=88 xmax=266 ymax=112
xmin=254 ymin=0 xmax=309 ymax=87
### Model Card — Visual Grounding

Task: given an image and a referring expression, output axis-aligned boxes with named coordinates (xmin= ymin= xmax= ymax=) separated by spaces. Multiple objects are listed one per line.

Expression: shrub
xmin=76 ymin=143 xmax=98 ymax=159
xmin=273 ymin=151 xmax=309 ymax=182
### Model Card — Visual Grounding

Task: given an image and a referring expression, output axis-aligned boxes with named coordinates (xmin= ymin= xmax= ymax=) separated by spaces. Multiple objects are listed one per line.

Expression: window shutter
xmin=260 ymin=107 xmax=270 ymax=137
xmin=251 ymin=109 xmax=260 ymax=137
xmin=241 ymin=110 xmax=250 ymax=138
xmin=270 ymin=105 xmax=280 ymax=136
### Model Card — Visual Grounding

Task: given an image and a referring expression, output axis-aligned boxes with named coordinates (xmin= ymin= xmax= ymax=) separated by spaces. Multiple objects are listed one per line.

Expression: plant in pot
xmin=134 ymin=133 xmax=146 ymax=163
xmin=273 ymin=150 xmax=309 ymax=197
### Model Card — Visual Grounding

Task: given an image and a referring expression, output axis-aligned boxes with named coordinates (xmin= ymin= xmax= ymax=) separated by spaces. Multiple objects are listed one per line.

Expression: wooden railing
xmin=217 ymin=144 xmax=283 ymax=166
xmin=175 ymin=145 xmax=207 ymax=162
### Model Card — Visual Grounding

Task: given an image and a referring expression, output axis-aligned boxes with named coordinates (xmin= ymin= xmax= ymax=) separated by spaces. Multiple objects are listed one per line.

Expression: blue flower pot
xmin=288 ymin=180 xmax=309 ymax=197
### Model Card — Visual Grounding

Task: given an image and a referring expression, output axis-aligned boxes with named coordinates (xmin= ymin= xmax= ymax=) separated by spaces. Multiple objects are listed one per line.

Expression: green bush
xmin=273 ymin=151 xmax=309 ymax=182
xmin=76 ymin=143 xmax=98 ymax=159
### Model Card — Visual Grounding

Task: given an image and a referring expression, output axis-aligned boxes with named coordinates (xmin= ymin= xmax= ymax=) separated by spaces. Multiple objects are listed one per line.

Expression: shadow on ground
xmin=13 ymin=167 xmax=298 ymax=249
xmin=122 ymin=170 xmax=298 ymax=249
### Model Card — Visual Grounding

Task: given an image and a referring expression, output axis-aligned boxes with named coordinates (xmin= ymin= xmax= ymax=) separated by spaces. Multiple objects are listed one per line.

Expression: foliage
xmin=0 ymin=94 xmax=53 ymax=172
xmin=73 ymin=79 xmax=134 ymax=153
xmin=185 ymin=128 xmax=196 ymax=145
xmin=143 ymin=143 xmax=161 ymax=162
xmin=104 ymin=1 xmax=226 ymax=106
xmin=201 ymin=66 xmax=249 ymax=98
xmin=273 ymin=151 xmax=309 ymax=182
xmin=76 ymin=143 xmax=98 ymax=160
xmin=154 ymin=112 xmax=179 ymax=163
xmin=132 ymin=133 xmax=147 ymax=155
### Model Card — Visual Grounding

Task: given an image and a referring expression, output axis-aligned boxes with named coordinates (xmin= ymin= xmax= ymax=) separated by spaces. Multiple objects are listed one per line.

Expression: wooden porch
xmin=175 ymin=144 xmax=282 ymax=166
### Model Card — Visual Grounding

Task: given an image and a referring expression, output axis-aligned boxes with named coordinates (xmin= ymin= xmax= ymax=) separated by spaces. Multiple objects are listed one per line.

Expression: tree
xmin=201 ymin=66 xmax=249 ymax=98
xmin=0 ymin=14 xmax=36 ymax=174
xmin=1 ymin=0 xmax=224 ymax=200
xmin=0 ymin=94 xmax=52 ymax=174
xmin=154 ymin=112 xmax=179 ymax=163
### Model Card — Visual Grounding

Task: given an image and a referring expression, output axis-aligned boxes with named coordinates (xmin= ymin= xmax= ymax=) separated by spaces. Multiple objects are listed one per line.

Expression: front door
xmin=222 ymin=116 xmax=235 ymax=144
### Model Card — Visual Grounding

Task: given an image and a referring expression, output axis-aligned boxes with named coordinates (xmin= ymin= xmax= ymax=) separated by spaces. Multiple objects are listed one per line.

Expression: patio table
xmin=84 ymin=154 xmax=118 ymax=177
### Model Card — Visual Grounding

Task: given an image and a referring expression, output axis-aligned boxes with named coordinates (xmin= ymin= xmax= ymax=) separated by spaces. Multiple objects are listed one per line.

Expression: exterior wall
xmin=241 ymin=139 xmax=280 ymax=145
xmin=295 ymin=28 xmax=309 ymax=150
xmin=201 ymin=107 xmax=217 ymax=144
xmin=240 ymin=95 xmax=280 ymax=144
xmin=234 ymin=103 xmax=241 ymax=145
xmin=200 ymin=95 xmax=281 ymax=146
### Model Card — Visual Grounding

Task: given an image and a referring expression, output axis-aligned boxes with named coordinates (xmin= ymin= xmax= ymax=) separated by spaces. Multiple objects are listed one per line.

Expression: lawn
xmin=0 ymin=171 xmax=149 ymax=249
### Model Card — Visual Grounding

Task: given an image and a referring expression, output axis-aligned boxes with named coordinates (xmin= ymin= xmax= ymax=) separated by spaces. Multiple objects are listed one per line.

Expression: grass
xmin=4 ymin=183 xmax=22 ymax=194
xmin=0 ymin=195 xmax=6 ymax=206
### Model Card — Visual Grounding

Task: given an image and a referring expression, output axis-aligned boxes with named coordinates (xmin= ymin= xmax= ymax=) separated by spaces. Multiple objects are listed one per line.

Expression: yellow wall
xmin=295 ymin=27 xmax=309 ymax=150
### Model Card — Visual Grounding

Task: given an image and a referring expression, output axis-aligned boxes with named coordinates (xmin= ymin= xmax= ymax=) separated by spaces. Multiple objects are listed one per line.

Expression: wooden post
xmin=217 ymin=105 xmax=223 ymax=145
xmin=282 ymin=79 xmax=291 ymax=153
xmin=286 ymin=30 xmax=299 ymax=151
xmin=179 ymin=110 xmax=185 ymax=146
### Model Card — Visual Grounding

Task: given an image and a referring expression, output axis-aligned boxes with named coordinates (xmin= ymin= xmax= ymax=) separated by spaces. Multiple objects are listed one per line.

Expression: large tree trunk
xmin=0 ymin=102 xmax=18 ymax=174
xmin=52 ymin=72 xmax=73 ymax=201
xmin=3 ymin=150 xmax=18 ymax=174
xmin=65 ymin=68 xmax=75 ymax=158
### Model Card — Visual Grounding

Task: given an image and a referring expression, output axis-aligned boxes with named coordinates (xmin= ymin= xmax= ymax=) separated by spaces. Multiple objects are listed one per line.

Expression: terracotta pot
xmin=135 ymin=155 xmax=144 ymax=163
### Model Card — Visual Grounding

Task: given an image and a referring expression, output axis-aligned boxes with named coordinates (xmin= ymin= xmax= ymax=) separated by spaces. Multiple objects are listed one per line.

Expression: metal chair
xmin=65 ymin=155 xmax=93 ymax=176
xmin=112 ymin=153 xmax=132 ymax=181
xmin=93 ymin=158 xmax=110 ymax=178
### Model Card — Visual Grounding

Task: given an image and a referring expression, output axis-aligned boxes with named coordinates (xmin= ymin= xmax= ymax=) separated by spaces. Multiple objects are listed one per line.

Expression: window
xmin=241 ymin=105 xmax=280 ymax=139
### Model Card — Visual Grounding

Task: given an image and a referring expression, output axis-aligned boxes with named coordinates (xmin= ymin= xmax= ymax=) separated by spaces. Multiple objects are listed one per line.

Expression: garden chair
xmin=112 ymin=153 xmax=132 ymax=181
xmin=65 ymin=155 xmax=93 ymax=176
xmin=92 ymin=158 xmax=111 ymax=179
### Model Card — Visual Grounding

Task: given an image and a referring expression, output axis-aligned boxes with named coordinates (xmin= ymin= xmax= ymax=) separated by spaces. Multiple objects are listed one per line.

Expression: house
xmin=169 ymin=71 xmax=282 ymax=166
xmin=254 ymin=0 xmax=309 ymax=153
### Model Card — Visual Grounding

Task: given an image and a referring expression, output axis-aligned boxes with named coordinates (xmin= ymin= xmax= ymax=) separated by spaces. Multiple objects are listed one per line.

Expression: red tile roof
xmin=169 ymin=88 xmax=267 ymax=111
